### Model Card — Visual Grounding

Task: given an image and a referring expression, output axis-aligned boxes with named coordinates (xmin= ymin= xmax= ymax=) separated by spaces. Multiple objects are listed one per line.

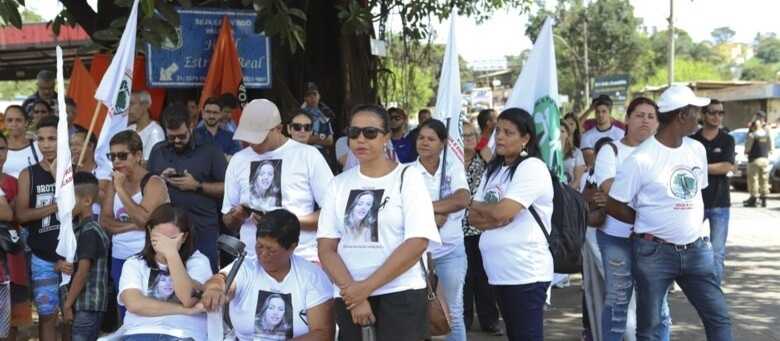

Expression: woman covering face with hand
xmin=117 ymin=204 xmax=213 ymax=341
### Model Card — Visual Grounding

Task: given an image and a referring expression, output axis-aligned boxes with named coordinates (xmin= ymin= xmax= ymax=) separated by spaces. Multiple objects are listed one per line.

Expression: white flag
xmin=54 ymin=46 xmax=77 ymax=286
xmin=496 ymin=17 xmax=564 ymax=179
xmin=94 ymin=0 xmax=140 ymax=180
xmin=433 ymin=17 xmax=464 ymax=169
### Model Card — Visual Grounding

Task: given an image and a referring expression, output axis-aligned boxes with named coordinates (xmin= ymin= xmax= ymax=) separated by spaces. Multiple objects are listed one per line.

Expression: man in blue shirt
xmin=194 ymin=96 xmax=241 ymax=156
xmin=388 ymin=107 xmax=417 ymax=163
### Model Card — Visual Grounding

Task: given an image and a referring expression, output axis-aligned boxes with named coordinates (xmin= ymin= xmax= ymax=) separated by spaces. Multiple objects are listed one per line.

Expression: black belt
xmin=633 ymin=233 xmax=709 ymax=251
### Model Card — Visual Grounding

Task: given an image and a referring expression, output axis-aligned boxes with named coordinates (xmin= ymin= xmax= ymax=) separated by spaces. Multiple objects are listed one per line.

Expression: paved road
xmin=468 ymin=191 xmax=780 ymax=341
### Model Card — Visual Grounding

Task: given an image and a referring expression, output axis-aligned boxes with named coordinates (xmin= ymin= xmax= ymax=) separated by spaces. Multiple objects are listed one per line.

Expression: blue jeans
xmin=121 ymin=335 xmax=194 ymax=341
xmin=633 ymin=237 xmax=733 ymax=341
xmin=433 ymin=243 xmax=467 ymax=341
xmin=597 ymin=231 xmax=671 ymax=341
xmin=111 ymin=257 xmax=127 ymax=320
xmin=704 ymin=207 xmax=730 ymax=283
xmin=494 ymin=282 xmax=550 ymax=341
xmin=71 ymin=310 xmax=103 ymax=341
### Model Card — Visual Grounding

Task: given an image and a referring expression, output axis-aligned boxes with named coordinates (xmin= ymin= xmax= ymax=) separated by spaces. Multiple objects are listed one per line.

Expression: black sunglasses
xmin=347 ymin=126 xmax=386 ymax=140
xmin=106 ymin=152 xmax=130 ymax=161
xmin=291 ymin=123 xmax=312 ymax=132
xmin=706 ymin=110 xmax=725 ymax=116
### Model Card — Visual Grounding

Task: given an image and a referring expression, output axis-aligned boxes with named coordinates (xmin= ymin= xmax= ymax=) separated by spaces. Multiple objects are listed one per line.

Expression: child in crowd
xmin=61 ymin=172 xmax=111 ymax=341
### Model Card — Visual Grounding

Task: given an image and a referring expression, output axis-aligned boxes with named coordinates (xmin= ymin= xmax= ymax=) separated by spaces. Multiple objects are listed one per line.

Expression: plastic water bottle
xmin=361 ymin=325 xmax=376 ymax=341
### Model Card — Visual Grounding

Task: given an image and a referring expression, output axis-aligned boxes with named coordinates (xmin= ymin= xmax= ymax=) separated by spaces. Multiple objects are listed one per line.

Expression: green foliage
xmin=740 ymin=58 xmax=779 ymax=81
xmin=646 ymin=58 xmax=727 ymax=85
xmin=754 ymin=33 xmax=780 ymax=64
xmin=711 ymin=26 xmax=735 ymax=44
xmin=0 ymin=0 xmax=24 ymax=28
xmin=0 ymin=80 xmax=36 ymax=100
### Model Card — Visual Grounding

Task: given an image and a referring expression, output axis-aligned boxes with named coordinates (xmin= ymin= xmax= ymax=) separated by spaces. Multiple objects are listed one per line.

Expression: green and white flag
xmin=505 ymin=17 xmax=564 ymax=180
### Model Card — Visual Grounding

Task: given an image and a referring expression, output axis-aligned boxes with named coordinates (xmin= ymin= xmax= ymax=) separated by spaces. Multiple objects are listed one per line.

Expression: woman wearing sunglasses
xmin=286 ymin=110 xmax=315 ymax=145
xmin=101 ymin=130 xmax=170 ymax=318
xmin=318 ymin=104 xmax=440 ymax=340
xmin=203 ymin=209 xmax=334 ymax=340
xmin=118 ymin=204 xmax=212 ymax=341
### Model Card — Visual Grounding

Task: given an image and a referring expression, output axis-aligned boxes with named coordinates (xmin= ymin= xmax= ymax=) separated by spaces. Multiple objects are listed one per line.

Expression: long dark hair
xmin=485 ymin=108 xmax=541 ymax=182
xmin=139 ymin=204 xmax=196 ymax=269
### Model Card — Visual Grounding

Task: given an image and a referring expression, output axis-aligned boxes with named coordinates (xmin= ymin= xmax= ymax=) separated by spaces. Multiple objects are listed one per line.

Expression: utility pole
xmin=668 ymin=0 xmax=675 ymax=86
xmin=584 ymin=17 xmax=590 ymax=101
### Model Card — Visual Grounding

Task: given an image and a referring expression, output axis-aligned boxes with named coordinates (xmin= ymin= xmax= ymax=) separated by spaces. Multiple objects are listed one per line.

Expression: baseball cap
xmin=657 ymin=85 xmax=710 ymax=113
xmin=233 ymin=99 xmax=281 ymax=144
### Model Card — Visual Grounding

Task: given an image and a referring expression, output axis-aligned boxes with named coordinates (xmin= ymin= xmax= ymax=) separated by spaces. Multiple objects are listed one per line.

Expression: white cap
xmin=233 ymin=99 xmax=282 ymax=144
xmin=657 ymin=85 xmax=710 ymax=113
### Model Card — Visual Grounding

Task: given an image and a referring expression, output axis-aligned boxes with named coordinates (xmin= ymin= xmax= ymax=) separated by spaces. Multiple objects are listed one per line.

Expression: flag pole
xmin=439 ymin=117 xmax=450 ymax=199
xmin=77 ymin=102 xmax=102 ymax=167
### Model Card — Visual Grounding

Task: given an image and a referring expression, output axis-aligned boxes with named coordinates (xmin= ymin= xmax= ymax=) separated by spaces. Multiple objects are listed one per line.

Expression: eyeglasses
xmin=106 ymin=152 xmax=130 ymax=161
xmin=463 ymin=133 xmax=477 ymax=139
xmin=347 ymin=126 xmax=386 ymax=140
xmin=706 ymin=110 xmax=725 ymax=116
xmin=291 ymin=123 xmax=312 ymax=132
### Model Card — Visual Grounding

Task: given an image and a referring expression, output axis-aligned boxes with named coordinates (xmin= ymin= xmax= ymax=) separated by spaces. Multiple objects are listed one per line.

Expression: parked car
xmin=730 ymin=128 xmax=780 ymax=192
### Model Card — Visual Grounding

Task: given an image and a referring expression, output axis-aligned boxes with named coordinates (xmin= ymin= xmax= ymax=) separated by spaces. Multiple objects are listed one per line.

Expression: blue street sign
xmin=146 ymin=8 xmax=271 ymax=88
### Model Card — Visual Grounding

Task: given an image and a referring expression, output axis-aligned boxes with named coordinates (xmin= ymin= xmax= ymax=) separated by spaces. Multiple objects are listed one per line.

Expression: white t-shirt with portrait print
xmin=475 ymin=157 xmax=554 ymax=286
xmin=222 ymin=140 xmax=333 ymax=261
xmin=609 ymin=136 xmax=709 ymax=245
xmin=117 ymin=251 xmax=213 ymax=341
xmin=408 ymin=158 xmax=469 ymax=259
xmin=225 ymin=255 xmax=333 ymax=341
xmin=594 ymin=140 xmax=637 ymax=238
xmin=317 ymin=164 xmax=441 ymax=297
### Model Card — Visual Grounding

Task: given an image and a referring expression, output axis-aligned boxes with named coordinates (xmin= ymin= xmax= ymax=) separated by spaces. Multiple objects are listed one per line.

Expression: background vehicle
xmin=730 ymin=128 xmax=780 ymax=192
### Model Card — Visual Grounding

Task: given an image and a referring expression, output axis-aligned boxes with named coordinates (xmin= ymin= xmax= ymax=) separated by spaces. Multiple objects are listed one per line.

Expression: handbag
xmin=420 ymin=253 xmax=451 ymax=336
xmin=0 ymin=223 xmax=22 ymax=255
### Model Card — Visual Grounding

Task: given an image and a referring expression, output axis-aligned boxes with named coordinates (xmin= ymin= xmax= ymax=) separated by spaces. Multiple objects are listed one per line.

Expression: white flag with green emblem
xmin=93 ymin=0 xmax=139 ymax=180
xmin=434 ymin=16 xmax=464 ymax=168
xmin=505 ymin=17 xmax=564 ymax=180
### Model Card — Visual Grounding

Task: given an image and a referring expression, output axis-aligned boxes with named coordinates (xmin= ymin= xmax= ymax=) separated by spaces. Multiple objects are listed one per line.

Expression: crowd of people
xmin=0 ymin=70 xmax=762 ymax=341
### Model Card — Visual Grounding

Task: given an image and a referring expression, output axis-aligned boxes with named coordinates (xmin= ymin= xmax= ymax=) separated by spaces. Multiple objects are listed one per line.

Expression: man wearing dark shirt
xmin=691 ymin=99 xmax=735 ymax=284
xmin=194 ymin=97 xmax=241 ymax=156
xmin=148 ymin=104 xmax=227 ymax=271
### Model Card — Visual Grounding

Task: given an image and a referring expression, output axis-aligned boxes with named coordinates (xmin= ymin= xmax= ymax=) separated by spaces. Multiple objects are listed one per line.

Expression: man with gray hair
xmin=127 ymin=90 xmax=165 ymax=160
xmin=23 ymin=70 xmax=58 ymax=114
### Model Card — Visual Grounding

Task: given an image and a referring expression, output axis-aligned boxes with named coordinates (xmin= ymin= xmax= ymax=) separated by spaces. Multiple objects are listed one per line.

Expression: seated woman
xmin=118 ymin=204 xmax=213 ymax=341
xmin=202 ymin=209 xmax=334 ymax=341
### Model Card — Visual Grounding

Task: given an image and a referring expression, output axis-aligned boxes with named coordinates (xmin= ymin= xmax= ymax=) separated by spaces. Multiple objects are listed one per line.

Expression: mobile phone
xmin=241 ymin=205 xmax=264 ymax=217
xmin=168 ymin=172 xmax=185 ymax=178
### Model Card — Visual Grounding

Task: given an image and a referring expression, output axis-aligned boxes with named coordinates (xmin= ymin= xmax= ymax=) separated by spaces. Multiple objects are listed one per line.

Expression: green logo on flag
xmin=114 ymin=76 xmax=131 ymax=115
xmin=533 ymin=96 xmax=565 ymax=180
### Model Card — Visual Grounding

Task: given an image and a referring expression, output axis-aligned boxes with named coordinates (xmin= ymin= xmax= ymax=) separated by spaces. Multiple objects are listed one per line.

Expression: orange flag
xmin=199 ymin=16 xmax=246 ymax=123
xmin=68 ymin=57 xmax=107 ymax=134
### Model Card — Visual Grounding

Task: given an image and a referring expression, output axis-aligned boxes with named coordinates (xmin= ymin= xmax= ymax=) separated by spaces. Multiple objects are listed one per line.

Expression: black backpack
xmin=528 ymin=171 xmax=588 ymax=274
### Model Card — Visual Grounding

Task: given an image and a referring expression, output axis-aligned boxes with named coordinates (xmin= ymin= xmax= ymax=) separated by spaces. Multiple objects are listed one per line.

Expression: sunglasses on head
xmin=291 ymin=123 xmax=312 ymax=132
xmin=106 ymin=152 xmax=130 ymax=161
xmin=347 ymin=126 xmax=386 ymax=140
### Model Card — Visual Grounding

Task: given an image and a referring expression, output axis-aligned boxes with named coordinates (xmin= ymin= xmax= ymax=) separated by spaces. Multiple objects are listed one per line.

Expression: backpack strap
xmin=528 ymin=205 xmax=551 ymax=244
xmin=399 ymin=165 xmax=410 ymax=193
xmin=606 ymin=141 xmax=618 ymax=157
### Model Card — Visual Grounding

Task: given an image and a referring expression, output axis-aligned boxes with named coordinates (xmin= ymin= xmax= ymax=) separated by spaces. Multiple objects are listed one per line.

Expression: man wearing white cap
xmin=607 ymin=86 xmax=733 ymax=340
xmin=222 ymin=99 xmax=334 ymax=261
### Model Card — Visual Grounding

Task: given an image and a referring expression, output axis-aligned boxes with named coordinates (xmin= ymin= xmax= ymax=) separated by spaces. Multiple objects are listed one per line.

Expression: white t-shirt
xmin=609 ymin=137 xmax=709 ymax=245
xmin=475 ymin=158 xmax=554 ymax=285
xmin=335 ymin=136 xmax=349 ymax=161
xmin=408 ymin=158 xmax=468 ymax=259
xmin=226 ymin=255 xmax=332 ymax=340
xmin=563 ymin=148 xmax=584 ymax=183
xmin=317 ymin=164 xmax=441 ymax=296
xmin=129 ymin=121 xmax=165 ymax=160
xmin=118 ymin=251 xmax=213 ymax=341
xmin=4 ymin=142 xmax=43 ymax=178
xmin=222 ymin=140 xmax=332 ymax=261
xmin=594 ymin=140 xmax=636 ymax=238
xmin=580 ymin=125 xmax=625 ymax=150
xmin=112 ymin=191 xmax=145 ymax=259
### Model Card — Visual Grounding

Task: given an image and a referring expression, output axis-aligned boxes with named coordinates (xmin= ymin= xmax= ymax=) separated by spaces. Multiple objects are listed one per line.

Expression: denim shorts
xmin=30 ymin=254 xmax=60 ymax=316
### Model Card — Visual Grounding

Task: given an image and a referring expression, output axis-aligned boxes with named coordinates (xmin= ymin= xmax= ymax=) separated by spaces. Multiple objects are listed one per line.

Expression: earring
xmin=520 ymin=144 xmax=528 ymax=157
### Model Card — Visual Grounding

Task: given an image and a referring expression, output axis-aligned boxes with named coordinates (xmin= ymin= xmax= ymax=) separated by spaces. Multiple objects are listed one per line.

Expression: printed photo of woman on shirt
xmin=343 ymin=190 xmax=381 ymax=242
xmin=147 ymin=269 xmax=177 ymax=302
xmin=250 ymin=160 xmax=282 ymax=212
xmin=255 ymin=291 xmax=293 ymax=340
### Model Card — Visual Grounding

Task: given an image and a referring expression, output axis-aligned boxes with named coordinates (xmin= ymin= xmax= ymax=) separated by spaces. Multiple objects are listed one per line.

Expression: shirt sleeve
xmin=449 ymin=162 xmax=469 ymax=193
xmin=504 ymin=159 xmax=551 ymax=209
xmin=304 ymin=265 xmax=334 ymax=310
xmin=401 ymin=170 xmax=441 ymax=244
xmin=221 ymin=155 xmax=241 ymax=214
xmin=316 ymin=179 xmax=341 ymax=240
xmin=724 ymin=134 xmax=736 ymax=164
xmin=580 ymin=132 xmax=594 ymax=150
xmin=117 ymin=258 xmax=144 ymax=306
xmin=697 ymin=143 xmax=709 ymax=190
xmin=335 ymin=138 xmax=349 ymax=160
xmin=609 ymin=155 xmax=643 ymax=204
xmin=594 ymin=145 xmax=618 ymax=187
xmin=144 ymin=126 xmax=166 ymax=160
xmin=76 ymin=229 xmax=101 ymax=261
xmin=186 ymin=253 xmax=214 ymax=283
xmin=307 ymin=148 xmax=334 ymax=208
xmin=574 ymin=148 xmax=585 ymax=167
xmin=146 ymin=148 xmax=163 ymax=176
